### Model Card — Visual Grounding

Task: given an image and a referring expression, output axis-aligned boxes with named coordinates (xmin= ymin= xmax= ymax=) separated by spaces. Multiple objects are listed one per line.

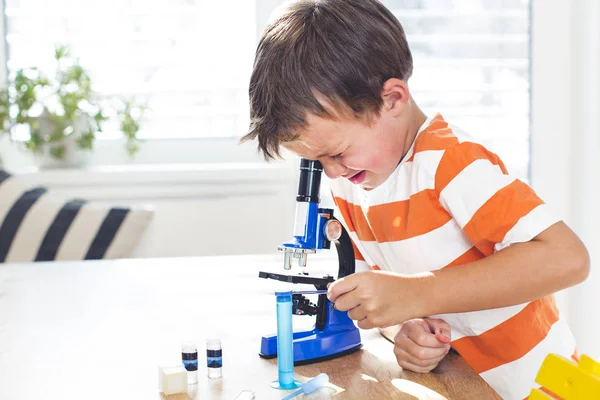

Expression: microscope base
xmin=259 ymin=311 xmax=362 ymax=365
xmin=261 ymin=342 xmax=362 ymax=366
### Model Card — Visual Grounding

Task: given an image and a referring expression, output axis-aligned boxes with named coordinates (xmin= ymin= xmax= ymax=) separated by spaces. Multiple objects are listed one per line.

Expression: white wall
xmin=531 ymin=0 xmax=600 ymax=358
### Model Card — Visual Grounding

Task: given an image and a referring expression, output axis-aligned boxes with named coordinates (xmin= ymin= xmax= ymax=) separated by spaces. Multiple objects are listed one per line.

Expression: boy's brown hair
xmin=242 ymin=0 xmax=413 ymax=160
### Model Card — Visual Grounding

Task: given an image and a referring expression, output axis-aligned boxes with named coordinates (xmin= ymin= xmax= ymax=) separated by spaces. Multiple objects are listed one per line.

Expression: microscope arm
xmin=331 ymin=216 xmax=356 ymax=279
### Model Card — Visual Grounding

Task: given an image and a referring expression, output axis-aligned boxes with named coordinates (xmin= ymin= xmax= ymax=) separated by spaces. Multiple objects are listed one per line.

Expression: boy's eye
xmin=333 ymin=153 xmax=343 ymax=159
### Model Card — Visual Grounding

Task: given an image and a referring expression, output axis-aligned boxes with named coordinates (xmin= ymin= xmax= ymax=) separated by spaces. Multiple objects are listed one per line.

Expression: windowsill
xmin=0 ymin=136 xmax=276 ymax=170
xmin=10 ymin=162 xmax=296 ymax=188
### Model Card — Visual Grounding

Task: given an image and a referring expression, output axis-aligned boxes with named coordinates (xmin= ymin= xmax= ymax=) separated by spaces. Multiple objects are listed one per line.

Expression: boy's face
xmin=282 ymin=106 xmax=412 ymax=190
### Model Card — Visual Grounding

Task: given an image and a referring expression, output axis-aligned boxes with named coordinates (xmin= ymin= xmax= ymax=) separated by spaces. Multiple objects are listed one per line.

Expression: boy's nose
xmin=321 ymin=159 xmax=346 ymax=179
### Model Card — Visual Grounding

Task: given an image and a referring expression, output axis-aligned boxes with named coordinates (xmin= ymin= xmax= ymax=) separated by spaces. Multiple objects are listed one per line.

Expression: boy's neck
xmin=399 ymin=103 xmax=428 ymax=163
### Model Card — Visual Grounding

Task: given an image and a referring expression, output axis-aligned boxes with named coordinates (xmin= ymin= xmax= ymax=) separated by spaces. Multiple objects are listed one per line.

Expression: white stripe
xmin=480 ymin=318 xmax=576 ymax=400
xmin=347 ymin=231 xmax=383 ymax=270
xmin=103 ymin=208 xmax=153 ymax=259
xmin=350 ymin=219 xmax=475 ymax=275
xmin=358 ymin=240 xmax=391 ymax=271
xmin=5 ymin=193 xmax=63 ymax=262
xmin=430 ymin=302 xmax=529 ymax=342
xmin=328 ymin=150 xmax=445 ymax=206
xmin=354 ymin=260 xmax=371 ymax=273
xmin=54 ymin=203 xmax=109 ymax=261
xmin=495 ymin=203 xmax=561 ymax=251
xmin=0 ymin=179 xmax=30 ymax=224
xmin=439 ymin=159 xmax=515 ymax=228
xmin=376 ymin=219 xmax=474 ymax=274
xmin=369 ymin=150 xmax=445 ymax=205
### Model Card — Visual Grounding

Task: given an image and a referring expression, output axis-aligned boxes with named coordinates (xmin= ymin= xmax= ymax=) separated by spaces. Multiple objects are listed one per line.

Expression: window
xmin=1 ymin=0 xmax=275 ymax=166
xmin=3 ymin=0 xmax=258 ymax=140
xmin=382 ymin=0 xmax=531 ymax=180
xmin=2 ymin=0 xmax=530 ymax=175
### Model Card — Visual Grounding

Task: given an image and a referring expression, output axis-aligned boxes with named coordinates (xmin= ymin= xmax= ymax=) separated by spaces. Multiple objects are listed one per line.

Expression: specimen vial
xmin=206 ymin=338 xmax=223 ymax=379
xmin=181 ymin=342 xmax=198 ymax=384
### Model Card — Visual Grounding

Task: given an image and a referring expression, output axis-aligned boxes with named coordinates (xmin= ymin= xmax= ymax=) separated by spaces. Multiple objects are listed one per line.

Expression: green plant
xmin=0 ymin=44 xmax=147 ymax=161
xmin=118 ymin=98 xmax=148 ymax=158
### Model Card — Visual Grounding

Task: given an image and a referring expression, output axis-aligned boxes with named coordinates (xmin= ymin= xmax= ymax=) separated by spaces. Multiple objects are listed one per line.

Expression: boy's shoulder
xmin=414 ymin=114 xmax=478 ymax=157
xmin=413 ymin=114 xmax=507 ymax=180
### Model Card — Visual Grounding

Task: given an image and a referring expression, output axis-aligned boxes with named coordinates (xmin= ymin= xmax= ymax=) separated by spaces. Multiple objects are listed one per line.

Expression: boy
xmin=242 ymin=1 xmax=590 ymax=398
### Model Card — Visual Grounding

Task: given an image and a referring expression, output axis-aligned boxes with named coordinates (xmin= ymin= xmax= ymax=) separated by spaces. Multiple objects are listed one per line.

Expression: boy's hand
xmin=327 ymin=270 xmax=428 ymax=328
xmin=393 ymin=318 xmax=452 ymax=373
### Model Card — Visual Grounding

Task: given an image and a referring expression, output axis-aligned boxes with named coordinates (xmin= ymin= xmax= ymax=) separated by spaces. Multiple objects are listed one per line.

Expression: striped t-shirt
xmin=328 ymin=114 xmax=577 ymax=399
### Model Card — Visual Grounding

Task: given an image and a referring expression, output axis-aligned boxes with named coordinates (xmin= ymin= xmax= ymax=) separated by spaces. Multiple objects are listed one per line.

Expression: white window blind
xmin=4 ymin=0 xmax=258 ymax=140
xmin=382 ymin=0 xmax=531 ymax=180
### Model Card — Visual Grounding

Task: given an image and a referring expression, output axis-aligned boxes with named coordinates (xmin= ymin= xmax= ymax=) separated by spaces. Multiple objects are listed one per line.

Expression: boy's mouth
xmin=348 ymin=170 xmax=366 ymax=184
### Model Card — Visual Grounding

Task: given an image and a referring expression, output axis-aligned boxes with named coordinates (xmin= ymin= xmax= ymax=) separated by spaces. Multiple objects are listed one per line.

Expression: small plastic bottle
xmin=181 ymin=342 xmax=198 ymax=384
xmin=206 ymin=338 xmax=223 ymax=379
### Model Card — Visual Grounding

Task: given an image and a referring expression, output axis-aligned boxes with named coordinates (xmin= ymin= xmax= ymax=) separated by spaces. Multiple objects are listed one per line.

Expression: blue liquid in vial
xmin=206 ymin=345 xmax=223 ymax=379
xmin=272 ymin=291 xmax=301 ymax=390
xmin=182 ymin=343 xmax=198 ymax=384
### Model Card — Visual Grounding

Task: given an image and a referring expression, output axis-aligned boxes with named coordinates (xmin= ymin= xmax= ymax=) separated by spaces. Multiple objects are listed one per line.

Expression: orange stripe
xmin=452 ymin=296 xmax=559 ymax=374
xmin=442 ymin=246 xmax=485 ymax=269
xmin=524 ymin=387 xmax=562 ymax=400
xmin=571 ymin=348 xmax=580 ymax=362
xmin=371 ymin=265 xmax=381 ymax=270
xmin=540 ymin=388 xmax=559 ymax=398
xmin=435 ymin=141 xmax=507 ymax=194
xmin=336 ymin=191 xmax=452 ymax=243
xmin=333 ymin=196 xmax=375 ymax=241
xmin=366 ymin=189 xmax=451 ymax=242
xmin=539 ymin=387 xmax=561 ymax=399
xmin=462 ymin=180 xmax=545 ymax=256
xmin=332 ymin=196 xmax=358 ymax=235
xmin=352 ymin=241 xmax=365 ymax=261
xmin=425 ymin=114 xmax=447 ymax=130
xmin=407 ymin=115 xmax=458 ymax=162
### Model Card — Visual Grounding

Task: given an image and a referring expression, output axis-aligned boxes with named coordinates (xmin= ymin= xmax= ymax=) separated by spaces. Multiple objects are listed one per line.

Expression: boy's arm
xmin=424 ymin=220 xmax=589 ymax=317
xmin=424 ymin=141 xmax=589 ymax=315
xmin=329 ymin=221 xmax=588 ymax=328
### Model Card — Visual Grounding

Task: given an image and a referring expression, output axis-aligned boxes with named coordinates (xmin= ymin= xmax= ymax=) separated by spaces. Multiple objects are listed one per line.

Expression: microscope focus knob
xmin=324 ymin=219 xmax=343 ymax=241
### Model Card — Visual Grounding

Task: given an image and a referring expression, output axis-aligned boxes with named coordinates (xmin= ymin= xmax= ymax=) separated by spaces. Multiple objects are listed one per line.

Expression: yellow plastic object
xmin=529 ymin=389 xmax=556 ymax=399
xmin=529 ymin=354 xmax=600 ymax=399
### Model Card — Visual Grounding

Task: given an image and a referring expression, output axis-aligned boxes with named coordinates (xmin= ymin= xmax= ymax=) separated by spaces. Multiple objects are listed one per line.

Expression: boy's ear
xmin=381 ymin=78 xmax=410 ymax=117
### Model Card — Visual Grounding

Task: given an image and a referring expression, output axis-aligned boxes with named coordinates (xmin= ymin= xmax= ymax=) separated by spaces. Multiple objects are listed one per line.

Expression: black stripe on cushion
xmin=0 ymin=170 xmax=11 ymax=185
xmin=0 ymin=186 xmax=47 ymax=262
xmin=85 ymin=208 xmax=129 ymax=260
xmin=35 ymin=198 xmax=87 ymax=261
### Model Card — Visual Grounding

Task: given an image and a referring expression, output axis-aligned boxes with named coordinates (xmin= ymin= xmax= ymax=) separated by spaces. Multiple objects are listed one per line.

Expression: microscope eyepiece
xmin=299 ymin=159 xmax=323 ymax=171
xmin=297 ymin=159 xmax=323 ymax=203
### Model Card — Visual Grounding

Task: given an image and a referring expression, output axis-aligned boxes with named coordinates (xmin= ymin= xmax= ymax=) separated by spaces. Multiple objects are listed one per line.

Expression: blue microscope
xmin=258 ymin=159 xmax=362 ymax=365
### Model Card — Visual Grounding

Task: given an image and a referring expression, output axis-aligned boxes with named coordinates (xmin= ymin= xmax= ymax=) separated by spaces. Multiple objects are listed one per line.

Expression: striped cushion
xmin=0 ymin=169 xmax=153 ymax=262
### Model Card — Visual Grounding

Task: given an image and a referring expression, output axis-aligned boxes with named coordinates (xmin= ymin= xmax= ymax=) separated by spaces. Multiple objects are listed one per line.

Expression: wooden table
xmin=0 ymin=254 xmax=501 ymax=399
